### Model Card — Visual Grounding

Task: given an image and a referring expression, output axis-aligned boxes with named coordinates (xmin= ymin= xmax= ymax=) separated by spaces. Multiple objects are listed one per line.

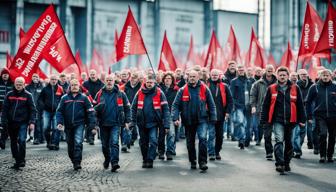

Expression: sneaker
xmin=327 ymin=157 xmax=334 ymax=163
xmin=190 ymin=161 xmax=197 ymax=169
xmin=111 ymin=163 xmax=120 ymax=172
xmin=199 ymin=163 xmax=208 ymax=171
xmin=216 ymin=154 xmax=221 ymax=160
xmin=266 ymin=153 xmax=273 ymax=160
xmin=319 ymin=157 xmax=326 ymax=163
xmin=73 ymin=163 xmax=82 ymax=170
xmin=209 ymin=155 xmax=216 ymax=161
xmin=275 ymin=165 xmax=284 ymax=173
xmin=166 ymin=154 xmax=173 ymax=160
xmin=284 ymin=164 xmax=291 ymax=172
xmin=239 ymin=143 xmax=244 ymax=150
xmin=103 ymin=160 xmax=109 ymax=169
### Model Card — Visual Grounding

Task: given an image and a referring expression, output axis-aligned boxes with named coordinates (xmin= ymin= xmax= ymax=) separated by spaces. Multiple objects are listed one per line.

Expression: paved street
xmin=0 ymin=138 xmax=335 ymax=192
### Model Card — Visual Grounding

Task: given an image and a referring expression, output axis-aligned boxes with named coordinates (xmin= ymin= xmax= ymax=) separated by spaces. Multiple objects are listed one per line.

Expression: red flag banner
xmin=10 ymin=5 xmax=68 ymax=82
xmin=204 ymin=30 xmax=222 ymax=70
xmin=267 ymin=52 xmax=277 ymax=68
xmin=224 ymin=25 xmax=241 ymax=64
xmin=116 ymin=7 xmax=147 ymax=61
xmin=158 ymin=31 xmax=177 ymax=72
xmin=280 ymin=42 xmax=297 ymax=71
xmin=90 ymin=49 xmax=104 ymax=72
xmin=6 ymin=52 xmax=12 ymax=68
xmin=313 ymin=1 xmax=336 ymax=62
xmin=245 ymin=28 xmax=267 ymax=68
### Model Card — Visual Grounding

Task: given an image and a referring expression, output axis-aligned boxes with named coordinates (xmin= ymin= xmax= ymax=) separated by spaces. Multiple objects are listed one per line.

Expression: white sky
xmin=214 ymin=0 xmax=259 ymax=14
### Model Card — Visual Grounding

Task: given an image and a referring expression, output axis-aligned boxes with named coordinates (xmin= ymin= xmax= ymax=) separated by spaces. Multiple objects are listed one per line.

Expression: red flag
xmin=245 ymin=28 xmax=267 ymax=68
xmin=224 ymin=25 xmax=241 ymax=63
xmin=267 ymin=52 xmax=277 ymax=67
xmin=75 ymin=50 xmax=88 ymax=74
xmin=298 ymin=2 xmax=324 ymax=60
xmin=185 ymin=35 xmax=204 ymax=69
xmin=204 ymin=30 xmax=222 ymax=70
xmin=114 ymin=29 xmax=118 ymax=49
xmin=158 ymin=31 xmax=178 ymax=72
xmin=6 ymin=52 xmax=12 ymax=68
xmin=10 ymin=5 xmax=68 ymax=82
xmin=90 ymin=49 xmax=104 ymax=72
xmin=280 ymin=42 xmax=297 ymax=71
xmin=313 ymin=1 xmax=336 ymax=62
xmin=116 ymin=7 xmax=147 ymax=61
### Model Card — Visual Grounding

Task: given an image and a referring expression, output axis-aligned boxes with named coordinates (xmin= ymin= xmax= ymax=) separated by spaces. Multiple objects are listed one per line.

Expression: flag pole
xmin=145 ymin=49 xmax=156 ymax=77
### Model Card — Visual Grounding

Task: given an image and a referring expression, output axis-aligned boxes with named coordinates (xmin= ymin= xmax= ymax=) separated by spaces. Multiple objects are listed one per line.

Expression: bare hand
xmin=251 ymin=107 xmax=256 ymax=114
xmin=174 ymin=120 xmax=180 ymax=126
xmin=57 ymin=124 xmax=64 ymax=131
xmin=91 ymin=128 xmax=97 ymax=135
xmin=299 ymin=123 xmax=305 ymax=127
xmin=308 ymin=119 xmax=313 ymax=124
xmin=29 ymin=124 xmax=35 ymax=131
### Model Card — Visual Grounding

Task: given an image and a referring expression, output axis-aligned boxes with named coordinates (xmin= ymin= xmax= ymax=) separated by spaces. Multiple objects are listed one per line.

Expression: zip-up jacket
xmin=82 ymin=78 xmax=105 ymax=100
xmin=305 ymin=80 xmax=336 ymax=119
xmin=120 ymin=81 xmax=141 ymax=105
xmin=38 ymin=84 xmax=64 ymax=113
xmin=209 ymin=80 xmax=233 ymax=121
xmin=1 ymin=89 xmax=37 ymax=126
xmin=297 ymin=78 xmax=314 ymax=101
xmin=0 ymin=78 xmax=13 ymax=111
xmin=26 ymin=81 xmax=44 ymax=111
xmin=56 ymin=93 xmax=96 ymax=128
xmin=230 ymin=75 xmax=254 ymax=110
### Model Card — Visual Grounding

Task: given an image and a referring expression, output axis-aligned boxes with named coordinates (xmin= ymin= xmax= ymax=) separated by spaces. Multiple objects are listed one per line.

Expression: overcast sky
xmin=214 ymin=0 xmax=259 ymax=14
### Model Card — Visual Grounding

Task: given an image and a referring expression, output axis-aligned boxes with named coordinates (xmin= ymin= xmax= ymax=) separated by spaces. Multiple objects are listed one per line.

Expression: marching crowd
xmin=0 ymin=61 xmax=335 ymax=174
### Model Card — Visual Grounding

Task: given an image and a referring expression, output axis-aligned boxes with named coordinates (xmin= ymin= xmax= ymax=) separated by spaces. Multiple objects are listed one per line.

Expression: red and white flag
xmin=245 ymin=28 xmax=266 ymax=68
xmin=204 ymin=30 xmax=222 ymax=70
xmin=158 ymin=31 xmax=177 ymax=72
xmin=313 ymin=1 xmax=336 ymax=63
xmin=116 ymin=7 xmax=147 ymax=61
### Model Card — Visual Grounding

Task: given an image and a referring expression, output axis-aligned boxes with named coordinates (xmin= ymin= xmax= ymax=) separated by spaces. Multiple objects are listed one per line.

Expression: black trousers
xmin=315 ymin=118 xmax=336 ymax=159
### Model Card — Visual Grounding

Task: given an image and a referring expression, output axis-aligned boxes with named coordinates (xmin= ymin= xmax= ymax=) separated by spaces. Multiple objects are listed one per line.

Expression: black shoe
xmin=166 ymin=154 xmax=173 ymax=160
xmin=18 ymin=161 xmax=25 ymax=168
xmin=0 ymin=142 xmax=5 ymax=150
xmin=147 ymin=161 xmax=153 ymax=168
xmin=216 ymin=154 xmax=221 ymax=160
xmin=54 ymin=146 xmax=60 ymax=151
xmin=74 ymin=163 xmax=82 ymax=170
xmin=111 ymin=164 xmax=120 ymax=172
xmin=231 ymin=138 xmax=237 ymax=142
xmin=103 ymin=160 xmax=109 ymax=169
xmin=275 ymin=165 xmax=284 ymax=173
xmin=10 ymin=163 xmax=20 ymax=170
xmin=130 ymin=140 xmax=135 ymax=146
xmin=319 ymin=157 xmax=326 ymax=163
xmin=293 ymin=153 xmax=301 ymax=159
xmin=245 ymin=142 xmax=250 ymax=147
xmin=48 ymin=144 xmax=55 ymax=150
xmin=239 ymin=143 xmax=244 ymax=150
xmin=172 ymin=152 xmax=176 ymax=156
xmin=142 ymin=161 xmax=147 ymax=168
xmin=209 ymin=155 xmax=216 ymax=161
xmin=307 ymin=143 xmax=313 ymax=149
xmin=33 ymin=140 xmax=40 ymax=145
xmin=327 ymin=157 xmax=334 ymax=163
xmin=199 ymin=163 xmax=208 ymax=171
xmin=158 ymin=153 xmax=165 ymax=160
xmin=266 ymin=153 xmax=273 ymax=160
xmin=89 ymin=141 xmax=94 ymax=145
xmin=256 ymin=141 xmax=261 ymax=146
xmin=190 ymin=162 xmax=197 ymax=169
xmin=121 ymin=145 xmax=127 ymax=152
xmin=313 ymin=148 xmax=319 ymax=155
xmin=284 ymin=164 xmax=291 ymax=172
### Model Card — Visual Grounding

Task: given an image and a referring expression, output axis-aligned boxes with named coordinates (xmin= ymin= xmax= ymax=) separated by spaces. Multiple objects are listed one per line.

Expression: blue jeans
xmin=139 ymin=126 xmax=158 ymax=161
xmin=65 ymin=125 xmax=84 ymax=164
xmin=101 ymin=126 xmax=120 ymax=164
xmin=8 ymin=123 xmax=28 ymax=163
xmin=251 ymin=114 xmax=260 ymax=142
xmin=121 ymin=126 xmax=131 ymax=147
xmin=208 ymin=121 xmax=224 ymax=156
xmin=42 ymin=111 xmax=59 ymax=146
xmin=232 ymin=109 xmax=247 ymax=145
xmin=166 ymin=121 xmax=176 ymax=155
xmin=273 ymin=123 xmax=294 ymax=166
xmin=185 ymin=122 xmax=208 ymax=164
xmin=292 ymin=125 xmax=302 ymax=155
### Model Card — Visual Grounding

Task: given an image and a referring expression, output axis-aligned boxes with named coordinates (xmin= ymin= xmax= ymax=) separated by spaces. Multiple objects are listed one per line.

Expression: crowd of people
xmin=0 ymin=61 xmax=335 ymax=174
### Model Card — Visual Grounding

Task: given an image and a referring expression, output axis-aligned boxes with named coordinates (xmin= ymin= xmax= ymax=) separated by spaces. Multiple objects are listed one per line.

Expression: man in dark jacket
xmin=38 ymin=74 xmax=64 ymax=150
xmin=260 ymin=67 xmax=306 ymax=174
xmin=58 ymin=73 xmax=69 ymax=92
xmin=95 ymin=74 xmax=131 ymax=172
xmin=1 ymin=77 xmax=36 ymax=169
xmin=158 ymin=72 xmax=178 ymax=160
xmin=26 ymin=73 xmax=44 ymax=145
xmin=208 ymin=69 xmax=233 ymax=160
xmin=230 ymin=66 xmax=253 ymax=149
xmin=172 ymin=70 xmax=217 ymax=171
xmin=0 ymin=68 xmax=13 ymax=149
xmin=306 ymin=69 xmax=336 ymax=163
xmin=83 ymin=69 xmax=105 ymax=145
xmin=250 ymin=65 xmax=276 ymax=159
xmin=56 ymin=79 xmax=96 ymax=170
xmin=131 ymin=74 xmax=170 ymax=169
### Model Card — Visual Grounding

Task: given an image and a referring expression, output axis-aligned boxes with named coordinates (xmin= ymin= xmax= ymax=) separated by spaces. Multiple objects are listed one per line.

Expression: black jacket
xmin=131 ymin=85 xmax=170 ymax=129
xmin=159 ymin=84 xmax=178 ymax=111
xmin=223 ymin=70 xmax=237 ymax=85
xmin=171 ymin=81 xmax=217 ymax=126
xmin=260 ymin=81 xmax=306 ymax=125
xmin=94 ymin=86 xmax=131 ymax=127
xmin=305 ymin=80 xmax=336 ymax=119
xmin=82 ymin=79 xmax=105 ymax=99
xmin=0 ymin=79 xmax=13 ymax=110
xmin=38 ymin=84 xmax=64 ymax=113
xmin=123 ymin=81 xmax=141 ymax=105
xmin=56 ymin=93 xmax=96 ymax=128
xmin=26 ymin=81 xmax=44 ymax=111
xmin=209 ymin=80 xmax=233 ymax=121
xmin=1 ymin=89 xmax=37 ymax=126
xmin=297 ymin=78 xmax=314 ymax=101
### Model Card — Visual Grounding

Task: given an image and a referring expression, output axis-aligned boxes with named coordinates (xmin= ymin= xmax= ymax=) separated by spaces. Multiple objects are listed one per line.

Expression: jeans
xmin=292 ymin=125 xmax=302 ymax=155
xmin=166 ymin=121 xmax=176 ymax=155
xmin=42 ymin=111 xmax=59 ymax=146
xmin=8 ymin=123 xmax=28 ymax=163
xmin=33 ymin=112 xmax=43 ymax=142
xmin=121 ymin=126 xmax=131 ymax=146
xmin=251 ymin=114 xmax=260 ymax=142
xmin=315 ymin=118 xmax=336 ymax=159
xmin=131 ymin=125 xmax=138 ymax=142
xmin=232 ymin=109 xmax=247 ymax=145
xmin=185 ymin=122 xmax=208 ymax=164
xmin=273 ymin=123 xmax=294 ymax=166
xmin=101 ymin=126 xmax=120 ymax=164
xmin=208 ymin=121 xmax=224 ymax=156
xmin=139 ymin=126 xmax=158 ymax=161
xmin=65 ymin=125 xmax=84 ymax=164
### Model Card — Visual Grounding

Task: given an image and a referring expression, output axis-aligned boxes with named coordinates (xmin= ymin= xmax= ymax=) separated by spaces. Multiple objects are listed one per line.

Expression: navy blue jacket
xmin=131 ymin=85 xmax=170 ymax=129
xmin=305 ymin=80 xmax=336 ymax=119
xmin=171 ymin=81 xmax=217 ymax=126
xmin=209 ymin=80 xmax=233 ymax=121
xmin=230 ymin=75 xmax=254 ymax=110
xmin=26 ymin=81 xmax=44 ymax=111
xmin=94 ymin=86 xmax=131 ymax=127
xmin=38 ymin=84 xmax=64 ymax=113
xmin=56 ymin=93 xmax=96 ymax=128
xmin=159 ymin=84 xmax=178 ymax=111
xmin=1 ymin=89 xmax=37 ymax=126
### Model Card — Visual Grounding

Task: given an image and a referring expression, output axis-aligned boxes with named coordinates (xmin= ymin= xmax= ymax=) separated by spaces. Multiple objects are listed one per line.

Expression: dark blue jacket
xmin=230 ymin=75 xmax=254 ymax=110
xmin=171 ymin=81 xmax=217 ymax=126
xmin=123 ymin=81 xmax=141 ymax=105
xmin=159 ymin=84 xmax=178 ymax=111
xmin=306 ymin=80 xmax=336 ymax=119
xmin=131 ymin=85 xmax=170 ymax=129
xmin=1 ymin=89 xmax=37 ymax=126
xmin=0 ymin=79 xmax=13 ymax=110
xmin=82 ymin=78 xmax=105 ymax=99
xmin=209 ymin=80 xmax=233 ymax=121
xmin=26 ymin=81 xmax=44 ymax=111
xmin=94 ymin=86 xmax=131 ymax=127
xmin=56 ymin=93 xmax=96 ymax=128
xmin=38 ymin=84 xmax=64 ymax=113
